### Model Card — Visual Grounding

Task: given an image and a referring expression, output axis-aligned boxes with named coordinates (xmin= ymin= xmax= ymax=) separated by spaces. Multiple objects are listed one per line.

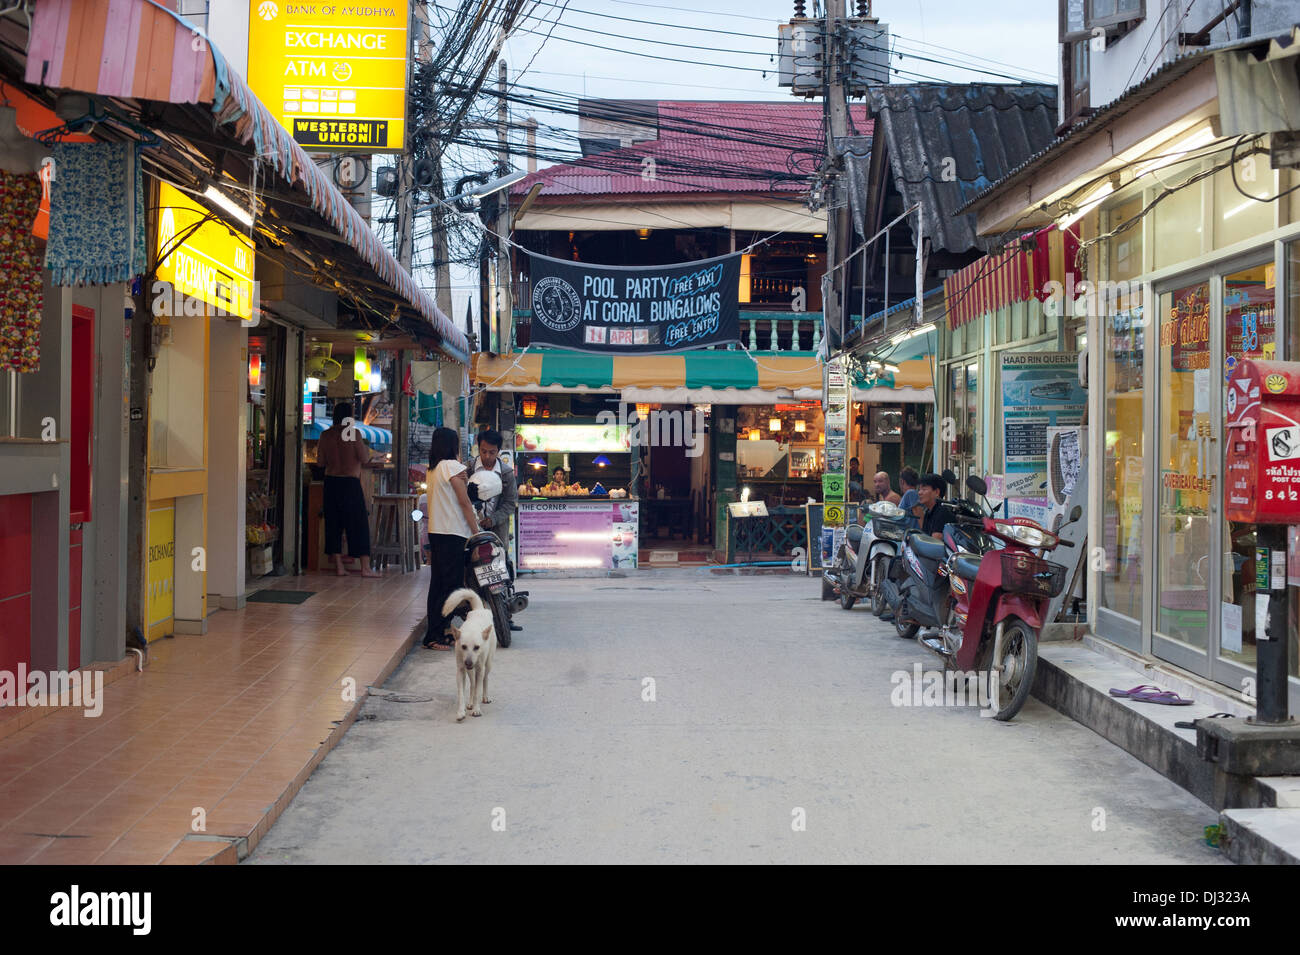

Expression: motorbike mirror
xmin=411 ymin=509 xmax=424 ymax=523
xmin=966 ymin=475 xmax=988 ymax=497
xmin=1069 ymin=504 xmax=1082 ymax=523
xmin=941 ymin=468 xmax=958 ymax=485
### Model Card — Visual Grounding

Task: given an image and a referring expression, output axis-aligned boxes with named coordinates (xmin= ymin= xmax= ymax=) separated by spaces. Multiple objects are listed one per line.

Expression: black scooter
xmin=877 ymin=470 xmax=993 ymax=638
xmin=457 ymin=483 xmax=528 ymax=648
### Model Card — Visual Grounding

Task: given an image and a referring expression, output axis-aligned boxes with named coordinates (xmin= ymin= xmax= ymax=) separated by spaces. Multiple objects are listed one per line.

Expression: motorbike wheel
xmin=870 ymin=555 xmax=890 ymax=617
xmin=838 ymin=557 xmax=857 ymax=611
xmin=489 ymin=592 xmax=512 ymax=649
xmin=895 ymin=598 xmax=919 ymax=639
xmin=988 ymin=618 xmax=1037 ymax=721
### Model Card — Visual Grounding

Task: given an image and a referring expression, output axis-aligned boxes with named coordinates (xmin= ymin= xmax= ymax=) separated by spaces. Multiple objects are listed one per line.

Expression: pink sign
xmin=519 ymin=501 xmax=639 ymax=570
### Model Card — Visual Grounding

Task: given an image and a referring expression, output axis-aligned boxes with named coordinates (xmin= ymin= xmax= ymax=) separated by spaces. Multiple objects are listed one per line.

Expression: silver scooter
xmin=822 ymin=500 xmax=908 ymax=610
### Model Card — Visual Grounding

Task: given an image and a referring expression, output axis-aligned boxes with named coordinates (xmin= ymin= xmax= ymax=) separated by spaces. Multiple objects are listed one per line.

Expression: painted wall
xmin=1088 ymin=1 xmax=1296 ymax=109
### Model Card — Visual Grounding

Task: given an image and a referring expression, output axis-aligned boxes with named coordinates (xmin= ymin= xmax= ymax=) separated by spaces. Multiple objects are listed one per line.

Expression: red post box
xmin=1225 ymin=359 xmax=1300 ymax=524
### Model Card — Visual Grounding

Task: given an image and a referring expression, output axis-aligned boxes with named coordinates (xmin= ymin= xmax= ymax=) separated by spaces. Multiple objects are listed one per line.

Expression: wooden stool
xmin=371 ymin=494 xmax=420 ymax=573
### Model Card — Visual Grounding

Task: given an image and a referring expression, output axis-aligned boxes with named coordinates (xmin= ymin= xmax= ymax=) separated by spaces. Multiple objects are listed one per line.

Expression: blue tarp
xmin=306 ymin=417 xmax=392 ymax=448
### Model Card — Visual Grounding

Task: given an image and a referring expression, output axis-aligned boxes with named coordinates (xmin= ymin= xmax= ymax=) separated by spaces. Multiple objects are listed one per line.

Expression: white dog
xmin=442 ymin=588 xmax=496 ymax=722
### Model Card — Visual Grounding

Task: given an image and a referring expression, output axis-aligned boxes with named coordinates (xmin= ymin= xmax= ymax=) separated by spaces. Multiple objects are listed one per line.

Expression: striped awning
xmin=25 ymin=0 xmax=469 ymax=364
xmin=942 ymin=225 xmax=1078 ymax=330
xmin=306 ymin=418 xmax=392 ymax=448
xmin=472 ymin=350 xmax=933 ymax=402
xmin=474 ymin=351 xmax=820 ymax=399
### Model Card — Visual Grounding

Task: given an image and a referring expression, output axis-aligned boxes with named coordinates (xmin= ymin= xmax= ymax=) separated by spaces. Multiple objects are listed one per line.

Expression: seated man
xmin=915 ymin=473 xmax=950 ymax=538
xmin=873 ymin=471 xmax=901 ymax=505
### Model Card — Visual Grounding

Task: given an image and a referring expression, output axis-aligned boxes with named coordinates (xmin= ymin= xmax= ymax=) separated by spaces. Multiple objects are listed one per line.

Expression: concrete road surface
xmin=248 ymin=570 xmax=1224 ymax=865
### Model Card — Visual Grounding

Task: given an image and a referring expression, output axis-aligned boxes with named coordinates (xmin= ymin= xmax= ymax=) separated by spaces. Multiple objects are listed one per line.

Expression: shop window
xmin=1100 ymin=286 xmax=1144 ymax=620
xmin=1152 ymin=168 xmax=1204 ymax=270
xmin=1155 ymin=283 xmax=1212 ymax=650
xmin=1220 ymin=263 xmax=1277 ymax=671
xmin=1213 ymin=153 xmax=1275 ymax=251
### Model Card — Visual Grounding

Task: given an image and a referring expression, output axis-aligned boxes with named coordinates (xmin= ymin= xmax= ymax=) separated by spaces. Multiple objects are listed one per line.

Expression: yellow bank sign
xmin=155 ymin=183 xmax=255 ymax=321
xmin=247 ymin=1 xmax=410 ymax=152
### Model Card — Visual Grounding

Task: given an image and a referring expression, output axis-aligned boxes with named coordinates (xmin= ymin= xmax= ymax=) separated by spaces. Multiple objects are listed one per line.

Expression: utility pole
xmin=497 ymin=60 xmax=512 ymax=354
xmin=825 ymin=0 xmax=851 ymax=352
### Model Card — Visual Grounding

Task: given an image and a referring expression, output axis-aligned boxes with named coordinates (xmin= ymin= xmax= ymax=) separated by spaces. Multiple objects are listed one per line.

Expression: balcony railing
xmin=511 ymin=310 xmax=823 ymax=354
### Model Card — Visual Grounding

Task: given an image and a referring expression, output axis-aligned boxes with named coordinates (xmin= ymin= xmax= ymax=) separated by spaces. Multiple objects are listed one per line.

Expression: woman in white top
xmin=423 ymin=427 xmax=482 ymax=649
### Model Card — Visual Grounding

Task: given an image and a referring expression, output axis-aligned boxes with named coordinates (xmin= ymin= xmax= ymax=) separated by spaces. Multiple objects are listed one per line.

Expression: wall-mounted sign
xmin=1000 ymin=351 xmax=1086 ymax=497
xmin=247 ymin=1 xmax=410 ymax=153
xmin=155 ymin=183 xmax=255 ymax=320
xmin=516 ymin=423 xmax=630 ymax=453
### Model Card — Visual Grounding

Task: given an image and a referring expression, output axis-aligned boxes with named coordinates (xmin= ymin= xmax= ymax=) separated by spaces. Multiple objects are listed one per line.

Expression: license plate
xmin=475 ymin=564 xmax=508 ymax=586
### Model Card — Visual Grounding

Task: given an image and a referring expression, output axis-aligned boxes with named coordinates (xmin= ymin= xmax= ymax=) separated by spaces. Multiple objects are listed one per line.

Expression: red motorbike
xmin=920 ymin=476 xmax=1079 ymax=721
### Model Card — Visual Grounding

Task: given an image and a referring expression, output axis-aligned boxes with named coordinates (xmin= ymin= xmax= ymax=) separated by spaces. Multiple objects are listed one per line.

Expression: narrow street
xmin=250 ymin=571 xmax=1222 ymax=865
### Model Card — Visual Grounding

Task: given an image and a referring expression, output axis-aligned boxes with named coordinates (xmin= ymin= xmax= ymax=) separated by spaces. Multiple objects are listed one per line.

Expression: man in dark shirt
xmin=916 ymin=473 xmax=949 ymax=538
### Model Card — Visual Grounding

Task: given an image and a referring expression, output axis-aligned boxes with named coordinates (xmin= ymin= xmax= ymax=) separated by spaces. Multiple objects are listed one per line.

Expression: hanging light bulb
xmin=794 ymin=419 xmax=806 ymax=433
xmin=748 ymin=429 xmax=760 ymax=441
xmin=769 ymin=417 xmax=781 ymax=431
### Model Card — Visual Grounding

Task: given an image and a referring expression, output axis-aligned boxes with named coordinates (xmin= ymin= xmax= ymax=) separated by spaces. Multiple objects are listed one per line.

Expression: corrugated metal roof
xmin=512 ymin=101 xmax=871 ymax=200
xmin=866 ymin=84 xmax=1058 ymax=254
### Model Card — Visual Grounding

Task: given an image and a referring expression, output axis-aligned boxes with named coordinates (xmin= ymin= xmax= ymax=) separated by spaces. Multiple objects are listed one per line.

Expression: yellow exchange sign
xmin=247 ymin=1 xmax=410 ymax=152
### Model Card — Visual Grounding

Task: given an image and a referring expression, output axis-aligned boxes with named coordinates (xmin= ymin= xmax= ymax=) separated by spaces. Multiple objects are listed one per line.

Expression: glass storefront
xmin=1100 ymin=285 xmax=1144 ymax=623
xmin=1220 ymin=263 xmax=1276 ymax=670
xmin=1155 ymin=281 xmax=1212 ymax=653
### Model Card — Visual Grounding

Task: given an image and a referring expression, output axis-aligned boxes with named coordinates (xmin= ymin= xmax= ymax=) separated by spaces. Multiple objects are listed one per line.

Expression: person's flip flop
xmin=1129 ymin=689 xmax=1194 ymax=705
xmin=422 ymin=636 xmax=454 ymax=651
xmin=1175 ymin=712 xmax=1235 ymax=730
xmin=1108 ymin=684 xmax=1162 ymax=699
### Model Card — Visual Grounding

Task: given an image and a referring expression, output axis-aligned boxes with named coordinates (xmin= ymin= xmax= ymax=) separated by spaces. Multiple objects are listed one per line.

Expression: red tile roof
xmin=512 ymin=101 xmax=871 ymax=201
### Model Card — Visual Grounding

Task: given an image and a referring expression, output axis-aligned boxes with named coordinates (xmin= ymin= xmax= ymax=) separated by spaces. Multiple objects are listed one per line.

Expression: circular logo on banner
xmin=532 ymin=277 xmax=582 ymax=333
xmin=1266 ymin=373 xmax=1288 ymax=394
xmin=824 ymin=503 xmax=845 ymax=526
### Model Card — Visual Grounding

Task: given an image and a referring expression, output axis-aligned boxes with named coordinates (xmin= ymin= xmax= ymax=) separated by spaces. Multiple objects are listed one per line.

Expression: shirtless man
xmin=317 ymin=399 xmax=381 ymax=577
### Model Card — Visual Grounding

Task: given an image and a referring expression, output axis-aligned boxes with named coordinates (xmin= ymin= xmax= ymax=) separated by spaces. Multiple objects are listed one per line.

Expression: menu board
xmin=516 ymin=423 xmax=630 ymax=453
xmin=518 ymin=501 xmax=639 ymax=570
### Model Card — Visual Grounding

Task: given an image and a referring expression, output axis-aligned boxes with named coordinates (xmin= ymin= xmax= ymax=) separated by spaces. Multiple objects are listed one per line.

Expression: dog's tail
xmin=442 ymin=587 xmax=485 ymax=618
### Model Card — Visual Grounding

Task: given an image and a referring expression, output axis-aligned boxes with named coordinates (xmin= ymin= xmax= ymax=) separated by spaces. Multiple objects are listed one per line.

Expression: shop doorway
xmin=1152 ymin=255 xmax=1274 ymax=693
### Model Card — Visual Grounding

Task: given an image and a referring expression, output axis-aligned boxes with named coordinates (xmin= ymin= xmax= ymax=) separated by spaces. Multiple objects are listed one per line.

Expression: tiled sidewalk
xmin=0 ymin=569 xmax=429 ymax=864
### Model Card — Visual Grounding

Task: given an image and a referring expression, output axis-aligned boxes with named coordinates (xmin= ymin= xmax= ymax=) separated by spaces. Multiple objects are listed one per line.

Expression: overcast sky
xmin=438 ymin=0 xmax=1059 ymax=323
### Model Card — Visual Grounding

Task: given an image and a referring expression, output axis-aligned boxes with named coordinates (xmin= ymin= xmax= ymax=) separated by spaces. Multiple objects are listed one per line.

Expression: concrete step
xmin=1219 ymin=809 xmax=1300 ymax=864
xmin=1034 ymin=639 xmax=1300 ymax=863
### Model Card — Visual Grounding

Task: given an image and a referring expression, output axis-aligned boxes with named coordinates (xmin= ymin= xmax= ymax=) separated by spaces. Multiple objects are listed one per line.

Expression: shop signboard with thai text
xmin=1226 ymin=359 xmax=1300 ymax=524
xmin=1000 ymin=352 xmax=1086 ymax=497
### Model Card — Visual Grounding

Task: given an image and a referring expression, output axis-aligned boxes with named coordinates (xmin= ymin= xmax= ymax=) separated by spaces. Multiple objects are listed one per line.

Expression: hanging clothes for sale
xmin=0 ymin=168 xmax=44 ymax=372
xmin=44 ymin=141 xmax=146 ymax=286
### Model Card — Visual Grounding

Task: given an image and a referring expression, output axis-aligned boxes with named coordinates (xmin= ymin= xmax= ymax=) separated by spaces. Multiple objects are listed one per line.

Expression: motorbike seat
xmin=846 ymin=524 xmax=864 ymax=545
xmin=952 ymin=552 xmax=982 ymax=580
xmin=907 ymin=533 xmax=947 ymax=562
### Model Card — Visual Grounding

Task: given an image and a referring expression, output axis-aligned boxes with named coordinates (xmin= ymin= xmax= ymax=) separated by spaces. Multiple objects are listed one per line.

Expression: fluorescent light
xmin=204 ymin=185 xmax=254 ymax=227
xmin=1223 ymin=198 xmax=1256 ymax=220
xmin=1134 ymin=126 xmax=1217 ymax=177
xmin=306 ymin=376 xmax=320 ymax=393
xmin=368 ymin=371 xmax=382 ymax=391
xmin=1056 ymin=182 xmax=1114 ymax=229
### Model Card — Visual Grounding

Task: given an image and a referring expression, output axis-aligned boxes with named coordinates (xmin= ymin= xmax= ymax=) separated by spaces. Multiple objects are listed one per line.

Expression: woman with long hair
xmin=423 ymin=427 xmax=481 ymax=649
